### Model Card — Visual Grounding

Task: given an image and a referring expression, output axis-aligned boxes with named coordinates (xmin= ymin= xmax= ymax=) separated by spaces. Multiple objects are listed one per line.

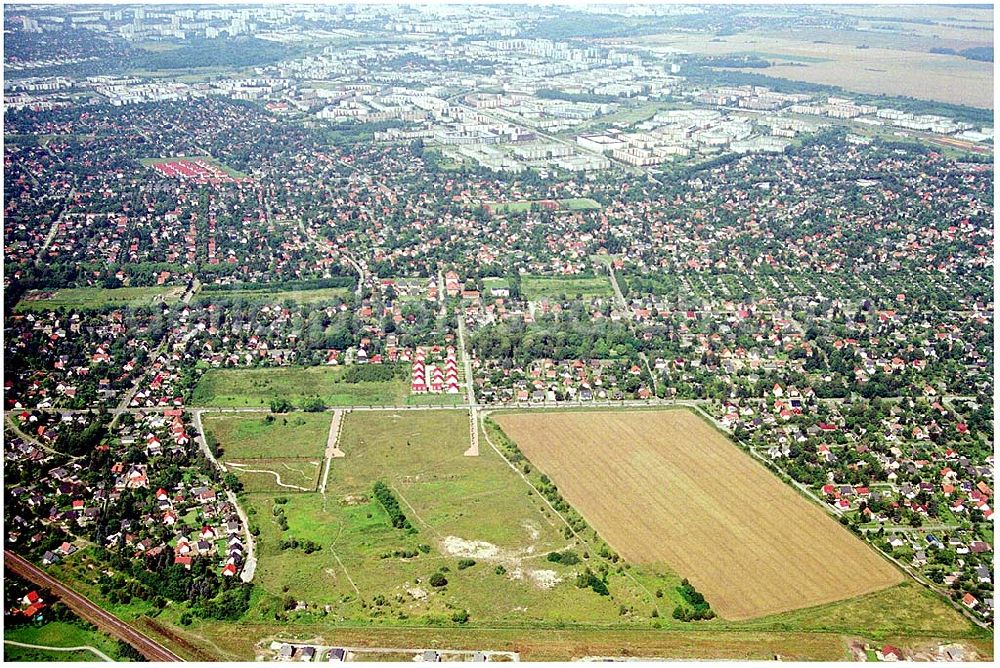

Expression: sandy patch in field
xmin=406 ymin=587 xmax=428 ymax=600
xmin=341 ymin=494 xmax=368 ymax=505
xmin=522 ymin=521 xmax=540 ymax=541
xmin=442 ymin=536 xmax=503 ymax=560
xmin=528 ymin=569 xmax=562 ymax=589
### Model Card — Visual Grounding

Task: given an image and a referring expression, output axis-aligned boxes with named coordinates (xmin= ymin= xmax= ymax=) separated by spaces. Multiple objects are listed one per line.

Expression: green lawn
xmin=4 ymin=620 xmax=125 ymax=662
xmin=403 ymin=393 xmax=465 ymax=406
xmin=522 ymin=275 xmax=612 ymax=300
xmin=561 ymin=198 xmax=602 ymax=210
xmin=482 ymin=277 xmax=511 ymax=290
xmin=242 ymin=410 xmax=677 ymax=626
xmin=15 ymin=286 xmax=185 ymax=312
xmin=191 ymin=366 xmax=409 ymax=407
xmin=203 ymin=412 xmax=330 ymax=460
xmin=196 ymin=287 xmax=349 ymax=304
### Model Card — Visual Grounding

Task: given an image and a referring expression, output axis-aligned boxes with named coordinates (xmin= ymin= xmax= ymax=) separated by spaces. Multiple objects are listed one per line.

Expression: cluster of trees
xmin=546 ymin=550 xmax=581 ymax=565
xmin=372 ymin=481 xmax=413 ymax=531
xmin=689 ymin=55 xmax=770 ymax=68
xmin=343 ymin=364 xmax=403 ymax=384
xmin=672 ymin=579 xmax=715 ymax=621
xmin=132 ymin=37 xmax=299 ymax=71
xmin=930 ymin=46 xmax=993 ymax=62
xmin=278 ymin=537 xmax=322 ymax=554
xmin=575 ymin=567 xmax=610 ymax=596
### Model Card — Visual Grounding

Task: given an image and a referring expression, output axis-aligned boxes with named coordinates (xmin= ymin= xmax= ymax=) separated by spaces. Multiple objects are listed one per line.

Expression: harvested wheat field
xmin=494 ymin=409 xmax=904 ymax=620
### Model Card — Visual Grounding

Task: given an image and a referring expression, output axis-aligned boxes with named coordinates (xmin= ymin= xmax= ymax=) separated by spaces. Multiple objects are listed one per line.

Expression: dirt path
xmin=4 ymin=640 xmax=114 ymax=662
xmin=226 ymin=462 xmax=312 ymax=492
xmin=320 ymin=410 xmax=344 ymax=498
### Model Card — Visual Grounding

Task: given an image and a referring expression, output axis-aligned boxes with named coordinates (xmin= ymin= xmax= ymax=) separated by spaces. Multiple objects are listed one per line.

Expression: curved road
xmin=4 ymin=550 xmax=183 ymax=662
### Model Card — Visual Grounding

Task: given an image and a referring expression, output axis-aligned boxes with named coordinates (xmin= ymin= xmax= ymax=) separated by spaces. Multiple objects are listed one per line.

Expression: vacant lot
xmin=203 ymin=412 xmax=329 ymax=459
xmin=204 ymin=412 xmax=328 ymax=493
xmin=494 ymin=409 xmax=904 ymax=620
xmin=196 ymin=286 xmax=350 ymax=304
xmin=486 ymin=198 xmax=602 ymax=214
xmin=522 ymin=275 xmax=611 ymax=300
xmin=191 ymin=366 xmax=409 ymax=407
xmin=242 ymin=410 xmax=674 ymax=625
xmin=226 ymin=458 xmax=321 ymax=493
xmin=16 ymin=286 xmax=185 ymax=311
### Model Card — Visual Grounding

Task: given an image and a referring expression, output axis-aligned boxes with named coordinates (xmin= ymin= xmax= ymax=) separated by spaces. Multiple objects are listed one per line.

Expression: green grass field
xmin=15 ymin=286 xmax=185 ymax=312
xmin=486 ymin=198 xmax=602 ymax=214
xmin=522 ymin=275 xmax=612 ymax=300
xmin=203 ymin=412 xmax=329 ymax=460
xmin=561 ymin=198 xmax=602 ymax=210
xmin=205 ymin=412 xmax=328 ymax=493
xmin=191 ymin=367 xmax=409 ymax=407
xmin=197 ymin=287 xmax=350 ymax=304
xmin=3 ymin=620 xmax=126 ymax=662
xmin=227 ymin=458 xmax=321 ymax=493
xmin=241 ymin=410 xmax=680 ymax=626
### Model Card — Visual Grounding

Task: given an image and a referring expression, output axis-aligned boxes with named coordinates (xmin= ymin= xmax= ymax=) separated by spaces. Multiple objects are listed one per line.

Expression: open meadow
xmin=204 ymin=412 xmax=329 ymax=492
xmin=240 ymin=410 xmax=681 ymax=626
xmin=521 ymin=275 xmax=612 ymax=300
xmin=493 ymin=409 xmax=904 ymax=620
xmin=195 ymin=286 xmax=350 ymax=304
xmin=15 ymin=286 xmax=185 ymax=311
xmin=191 ymin=366 xmax=409 ymax=407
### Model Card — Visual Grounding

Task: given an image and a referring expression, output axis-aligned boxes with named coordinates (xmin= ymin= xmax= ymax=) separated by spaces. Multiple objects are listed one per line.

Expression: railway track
xmin=4 ymin=550 xmax=184 ymax=662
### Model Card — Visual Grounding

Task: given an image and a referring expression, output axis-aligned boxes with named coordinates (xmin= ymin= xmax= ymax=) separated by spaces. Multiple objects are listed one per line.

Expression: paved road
xmin=4 ymin=551 xmax=183 ymax=662
xmin=4 ymin=413 xmax=83 ymax=461
xmin=3 ymin=640 xmax=114 ymax=662
xmin=191 ymin=410 xmax=257 ymax=583
xmin=35 ymin=186 xmax=76 ymax=265
xmin=457 ymin=315 xmax=479 ymax=456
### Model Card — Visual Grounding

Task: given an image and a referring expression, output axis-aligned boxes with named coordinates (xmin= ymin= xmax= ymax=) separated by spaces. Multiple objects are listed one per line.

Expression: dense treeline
xmin=372 ymin=481 xmax=413 ymax=531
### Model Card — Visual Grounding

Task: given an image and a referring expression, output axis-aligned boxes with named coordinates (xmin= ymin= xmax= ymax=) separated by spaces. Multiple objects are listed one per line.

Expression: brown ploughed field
xmin=494 ymin=409 xmax=903 ymax=620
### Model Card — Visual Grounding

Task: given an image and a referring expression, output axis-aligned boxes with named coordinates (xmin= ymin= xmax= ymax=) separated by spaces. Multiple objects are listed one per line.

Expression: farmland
xmin=190 ymin=366 xmax=410 ymax=407
xmin=493 ymin=409 xmax=904 ymax=620
xmin=630 ymin=29 xmax=993 ymax=109
xmin=15 ymin=286 xmax=185 ymax=311
xmin=521 ymin=275 xmax=612 ymax=300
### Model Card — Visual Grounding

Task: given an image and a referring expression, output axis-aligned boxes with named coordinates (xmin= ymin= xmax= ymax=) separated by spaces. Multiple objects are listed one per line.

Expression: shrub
xmin=457 ymin=558 xmax=476 ymax=570
xmin=429 ymin=573 xmax=448 ymax=587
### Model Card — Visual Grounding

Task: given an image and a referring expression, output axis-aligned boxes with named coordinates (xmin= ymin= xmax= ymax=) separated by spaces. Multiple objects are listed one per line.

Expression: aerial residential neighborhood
xmin=2 ymin=2 xmax=995 ymax=664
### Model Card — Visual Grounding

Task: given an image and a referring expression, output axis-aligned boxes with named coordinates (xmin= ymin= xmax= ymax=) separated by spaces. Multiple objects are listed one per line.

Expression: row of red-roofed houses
xmin=411 ymin=345 xmax=460 ymax=394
